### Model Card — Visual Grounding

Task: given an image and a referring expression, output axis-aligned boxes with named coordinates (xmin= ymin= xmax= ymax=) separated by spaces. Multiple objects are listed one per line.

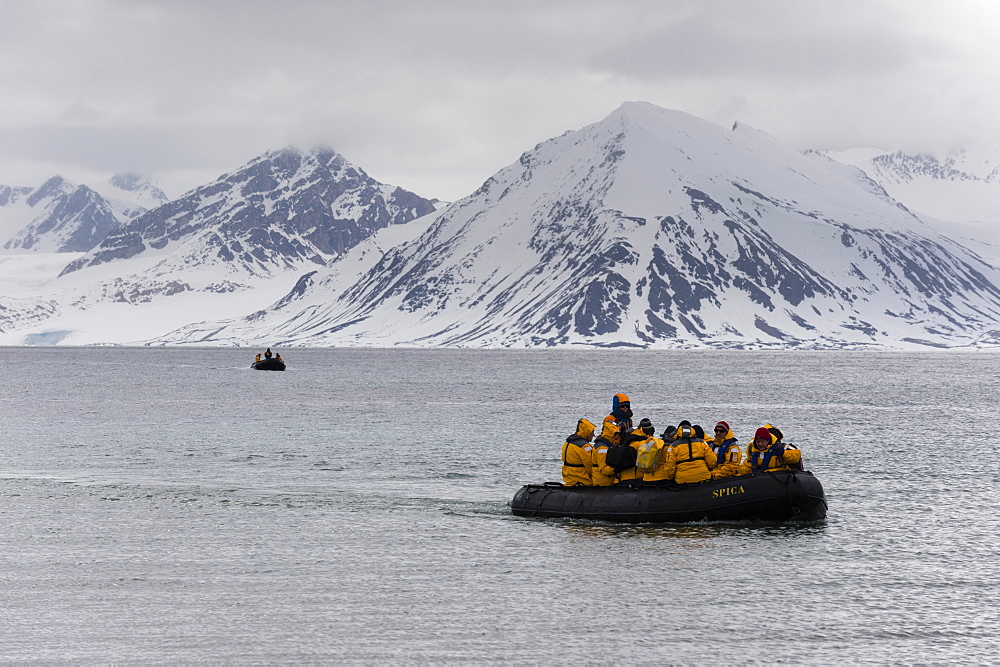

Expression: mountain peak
xmin=247 ymin=145 xmax=349 ymax=174
xmin=615 ymin=100 xmax=689 ymax=119
xmin=5 ymin=176 xmax=121 ymax=254
xmin=161 ymin=101 xmax=1000 ymax=349
xmin=106 ymin=172 xmax=169 ymax=208
xmin=109 ymin=172 xmax=151 ymax=192
xmin=823 ymin=143 xmax=1000 ymax=228
xmin=27 ymin=175 xmax=74 ymax=207
xmin=610 ymin=101 xmax=724 ymax=135
xmin=35 ymin=174 xmax=71 ymax=193
xmin=60 ymin=144 xmax=437 ymax=280
xmin=309 ymin=143 xmax=338 ymax=158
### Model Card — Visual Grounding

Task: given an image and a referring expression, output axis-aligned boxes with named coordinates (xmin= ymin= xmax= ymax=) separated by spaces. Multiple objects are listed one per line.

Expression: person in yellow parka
xmin=708 ymin=420 xmax=743 ymax=479
xmin=616 ymin=418 xmax=655 ymax=482
xmin=561 ymin=418 xmax=596 ymax=486
xmin=737 ymin=425 xmax=802 ymax=475
xmin=590 ymin=420 xmax=620 ymax=486
xmin=664 ymin=423 xmax=717 ymax=484
xmin=640 ymin=423 xmax=675 ymax=482
xmin=603 ymin=393 xmax=633 ymax=444
xmin=646 ymin=420 xmax=686 ymax=482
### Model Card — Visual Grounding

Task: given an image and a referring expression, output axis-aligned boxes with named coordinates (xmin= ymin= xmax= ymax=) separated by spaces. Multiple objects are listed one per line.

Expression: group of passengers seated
xmin=254 ymin=348 xmax=283 ymax=363
xmin=560 ymin=393 xmax=803 ymax=487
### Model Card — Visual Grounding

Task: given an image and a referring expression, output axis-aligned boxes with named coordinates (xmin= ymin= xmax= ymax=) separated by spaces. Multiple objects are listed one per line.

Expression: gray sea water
xmin=1 ymin=347 xmax=998 ymax=663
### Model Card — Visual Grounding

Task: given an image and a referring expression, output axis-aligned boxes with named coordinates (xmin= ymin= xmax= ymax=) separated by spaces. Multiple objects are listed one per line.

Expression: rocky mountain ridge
xmin=60 ymin=147 xmax=437 ymax=286
xmin=3 ymin=104 xmax=1000 ymax=349
xmin=1 ymin=176 xmax=123 ymax=253
xmin=0 ymin=173 xmax=169 ymax=254
xmin=149 ymin=102 xmax=1000 ymax=349
xmin=0 ymin=146 xmax=440 ymax=345
xmin=822 ymin=146 xmax=1000 ymax=227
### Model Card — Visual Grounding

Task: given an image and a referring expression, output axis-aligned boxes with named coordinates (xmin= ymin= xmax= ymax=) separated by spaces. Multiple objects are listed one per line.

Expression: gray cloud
xmin=594 ymin=1 xmax=927 ymax=82
xmin=1 ymin=0 xmax=999 ymax=200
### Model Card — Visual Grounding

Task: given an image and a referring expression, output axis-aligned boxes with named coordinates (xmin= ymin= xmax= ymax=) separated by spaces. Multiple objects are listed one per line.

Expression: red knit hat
xmin=755 ymin=427 xmax=772 ymax=440
xmin=715 ymin=421 xmax=729 ymax=432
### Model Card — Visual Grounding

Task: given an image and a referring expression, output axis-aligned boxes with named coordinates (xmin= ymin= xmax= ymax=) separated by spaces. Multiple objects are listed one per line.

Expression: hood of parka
xmin=598 ymin=420 xmax=620 ymax=442
xmin=574 ymin=418 xmax=596 ymax=441
xmin=611 ymin=393 xmax=632 ymax=421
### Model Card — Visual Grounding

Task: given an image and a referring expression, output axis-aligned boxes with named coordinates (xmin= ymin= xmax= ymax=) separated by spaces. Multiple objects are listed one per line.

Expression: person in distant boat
xmin=275 ymin=353 xmax=282 ymax=362
xmin=603 ymin=393 xmax=633 ymax=444
xmin=255 ymin=353 xmax=261 ymax=363
xmin=561 ymin=418 xmax=596 ymax=486
xmin=264 ymin=348 xmax=273 ymax=359
xmin=590 ymin=420 xmax=620 ymax=486
xmin=737 ymin=424 xmax=802 ymax=475
xmin=663 ymin=423 xmax=717 ymax=484
xmin=709 ymin=420 xmax=743 ymax=479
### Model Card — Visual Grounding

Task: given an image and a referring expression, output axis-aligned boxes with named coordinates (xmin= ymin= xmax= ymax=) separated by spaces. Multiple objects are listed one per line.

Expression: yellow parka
xmin=640 ymin=440 xmax=673 ymax=482
xmin=602 ymin=393 xmax=633 ymax=444
xmin=664 ymin=427 xmax=717 ymax=484
xmin=736 ymin=427 xmax=802 ymax=475
xmin=561 ymin=419 xmax=595 ymax=486
xmin=709 ymin=429 xmax=743 ymax=479
xmin=590 ymin=421 xmax=619 ymax=486
xmin=615 ymin=427 xmax=649 ymax=482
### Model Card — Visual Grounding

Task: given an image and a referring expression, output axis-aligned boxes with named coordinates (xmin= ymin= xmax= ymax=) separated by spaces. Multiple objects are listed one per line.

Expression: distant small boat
xmin=509 ymin=470 xmax=826 ymax=523
xmin=251 ymin=357 xmax=286 ymax=371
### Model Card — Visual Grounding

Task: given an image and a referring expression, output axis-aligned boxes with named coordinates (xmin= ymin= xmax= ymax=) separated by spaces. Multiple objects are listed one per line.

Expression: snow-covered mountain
xmin=0 ymin=172 xmax=169 ymax=255
xmin=0 ymin=176 xmax=124 ymax=253
xmin=96 ymin=172 xmax=170 ymax=219
xmin=0 ymin=147 xmax=439 ymax=346
xmin=151 ymin=102 xmax=1000 ymax=350
xmin=823 ymin=147 xmax=1000 ymax=223
xmin=60 ymin=147 xmax=437 ymax=290
xmin=821 ymin=146 xmax=1000 ymax=265
xmin=0 ymin=184 xmax=32 ymax=207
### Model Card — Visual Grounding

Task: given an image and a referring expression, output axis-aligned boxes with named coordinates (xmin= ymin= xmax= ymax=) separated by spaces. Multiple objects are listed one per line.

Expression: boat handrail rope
xmin=522 ymin=485 xmax=559 ymax=517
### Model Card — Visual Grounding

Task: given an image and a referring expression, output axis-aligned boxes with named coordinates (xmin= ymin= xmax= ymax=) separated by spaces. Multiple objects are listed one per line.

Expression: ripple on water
xmin=1 ymin=347 xmax=999 ymax=663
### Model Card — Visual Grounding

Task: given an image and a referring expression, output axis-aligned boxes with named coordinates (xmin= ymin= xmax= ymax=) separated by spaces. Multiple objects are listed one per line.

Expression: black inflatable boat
xmin=251 ymin=358 xmax=286 ymax=371
xmin=509 ymin=470 xmax=826 ymax=523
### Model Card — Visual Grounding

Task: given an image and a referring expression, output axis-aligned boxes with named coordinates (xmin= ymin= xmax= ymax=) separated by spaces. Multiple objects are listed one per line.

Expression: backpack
xmin=605 ymin=441 xmax=638 ymax=473
xmin=635 ymin=439 xmax=664 ymax=473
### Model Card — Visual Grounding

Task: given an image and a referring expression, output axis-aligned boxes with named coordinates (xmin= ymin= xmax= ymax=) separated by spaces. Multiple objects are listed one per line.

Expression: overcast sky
xmin=2 ymin=0 xmax=1000 ymax=201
